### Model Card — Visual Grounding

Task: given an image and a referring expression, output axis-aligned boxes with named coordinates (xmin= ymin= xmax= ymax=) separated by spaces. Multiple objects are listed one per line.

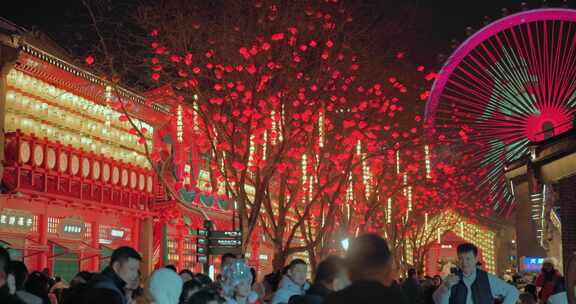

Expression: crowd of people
xmin=0 ymin=234 xmax=571 ymax=304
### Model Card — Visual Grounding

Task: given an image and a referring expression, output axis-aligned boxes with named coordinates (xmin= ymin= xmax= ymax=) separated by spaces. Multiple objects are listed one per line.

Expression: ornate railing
xmin=3 ymin=131 xmax=157 ymax=211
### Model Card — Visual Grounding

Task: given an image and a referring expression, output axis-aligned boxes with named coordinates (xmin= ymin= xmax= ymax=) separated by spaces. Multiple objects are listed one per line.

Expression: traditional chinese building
xmin=0 ymin=19 xmax=235 ymax=281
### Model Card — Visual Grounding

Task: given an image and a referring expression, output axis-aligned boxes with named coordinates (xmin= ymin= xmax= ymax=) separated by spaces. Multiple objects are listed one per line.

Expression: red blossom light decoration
xmin=85 ymin=55 xmax=95 ymax=65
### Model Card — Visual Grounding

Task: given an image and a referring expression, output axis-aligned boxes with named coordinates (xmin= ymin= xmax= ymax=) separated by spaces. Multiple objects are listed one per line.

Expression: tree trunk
xmin=272 ymin=248 xmax=288 ymax=272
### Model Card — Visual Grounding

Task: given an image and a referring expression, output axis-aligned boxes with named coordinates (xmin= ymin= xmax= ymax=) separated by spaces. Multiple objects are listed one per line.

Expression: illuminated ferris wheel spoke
xmin=426 ymin=9 xmax=576 ymax=214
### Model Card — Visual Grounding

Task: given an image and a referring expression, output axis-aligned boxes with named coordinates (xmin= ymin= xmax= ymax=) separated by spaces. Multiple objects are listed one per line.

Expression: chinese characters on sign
xmin=58 ymin=217 xmax=84 ymax=240
xmin=521 ymin=256 xmax=545 ymax=272
xmin=0 ymin=209 xmax=34 ymax=232
xmin=62 ymin=224 xmax=83 ymax=234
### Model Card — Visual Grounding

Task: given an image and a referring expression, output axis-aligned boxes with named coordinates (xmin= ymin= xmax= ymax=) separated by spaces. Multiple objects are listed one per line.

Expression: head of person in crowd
xmin=165 ymin=265 xmax=177 ymax=272
xmin=70 ymin=271 xmax=94 ymax=288
xmin=146 ymin=268 xmax=183 ymax=304
xmin=287 ymin=259 xmax=308 ymax=287
xmin=179 ymin=269 xmax=194 ymax=283
xmin=456 ymin=243 xmax=479 ymax=275
xmin=6 ymin=260 xmax=28 ymax=291
xmin=0 ymin=247 xmax=10 ymax=287
xmin=180 ymin=279 xmax=203 ymax=304
xmin=25 ymin=271 xmax=51 ymax=298
xmin=313 ymin=255 xmax=349 ymax=292
xmin=541 ymin=257 xmax=557 ymax=274
xmin=524 ymin=283 xmax=537 ymax=299
xmin=187 ymin=289 xmax=226 ymax=304
xmin=432 ymin=275 xmax=443 ymax=287
xmin=346 ymin=234 xmax=395 ymax=286
xmin=194 ymin=273 xmax=213 ymax=287
xmin=41 ymin=268 xmax=49 ymax=277
xmin=221 ymin=259 xmax=253 ymax=301
xmin=406 ymin=268 xmax=417 ymax=281
xmin=110 ymin=246 xmax=142 ymax=285
xmin=221 ymin=253 xmax=237 ymax=271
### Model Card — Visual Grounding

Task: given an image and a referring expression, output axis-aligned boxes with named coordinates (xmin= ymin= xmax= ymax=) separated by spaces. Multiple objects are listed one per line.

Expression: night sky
xmin=2 ymin=0 xmax=575 ymax=67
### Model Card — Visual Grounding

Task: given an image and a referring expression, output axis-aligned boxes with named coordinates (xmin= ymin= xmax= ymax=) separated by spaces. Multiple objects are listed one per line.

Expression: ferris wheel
xmin=426 ymin=9 xmax=576 ymax=215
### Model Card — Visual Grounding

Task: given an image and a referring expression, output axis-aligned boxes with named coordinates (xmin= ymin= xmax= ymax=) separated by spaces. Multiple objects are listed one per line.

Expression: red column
xmin=132 ymin=217 xmax=140 ymax=253
xmin=91 ymin=221 xmax=99 ymax=272
xmin=38 ymin=214 xmax=48 ymax=271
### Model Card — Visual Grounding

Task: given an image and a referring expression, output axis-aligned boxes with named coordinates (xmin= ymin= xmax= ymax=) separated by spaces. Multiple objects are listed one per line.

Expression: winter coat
xmin=324 ymin=280 xmax=408 ymax=304
xmin=15 ymin=290 xmax=43 ymax=304
xmin=83 ymin=267 xmax=127 ymax=304
xmin=148 ymin=268 xmax=183 ymax=304
xmin=61 ymin=283 xmax=88 ymax=304
xmin=0 ymin=285 xmax=27 ymax=304
xmin=402 ymin=278 xmax=422 ymax=304
xmin=547 ymin=291 xmax=568 ymax=304
xmin=271 ymin=275 xmax=310 ymax=304
xmin=224 ymin=295 xmax=262 ymax=304
xmin=289 ymin=283 xmax=332 ymax=304
xmin=535 ymin=270 xmax=562 ymax=303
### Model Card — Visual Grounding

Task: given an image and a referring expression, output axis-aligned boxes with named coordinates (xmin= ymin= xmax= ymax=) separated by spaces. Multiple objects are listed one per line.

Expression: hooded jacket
xmin=148 ymin=268 xmax=183 ymax=304
xmin=271 ymin=275 xmax=310 ymax=304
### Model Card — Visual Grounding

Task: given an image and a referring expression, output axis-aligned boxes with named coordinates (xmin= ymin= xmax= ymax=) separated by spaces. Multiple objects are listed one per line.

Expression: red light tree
xmin=82 ymin=0 xmax=491 ymax=270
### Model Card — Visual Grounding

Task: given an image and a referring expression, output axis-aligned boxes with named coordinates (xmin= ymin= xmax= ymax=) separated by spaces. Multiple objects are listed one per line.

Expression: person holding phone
xmin=433 ymin=243 xmax=518 ymax=304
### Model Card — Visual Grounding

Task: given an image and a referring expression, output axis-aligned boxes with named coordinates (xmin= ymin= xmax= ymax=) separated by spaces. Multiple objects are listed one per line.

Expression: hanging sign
xmin=0 ymin=209 xmax=34 ymax=233
xmin=58 ymin=216 xmax=84 ymax=240
xmin=208 ymin=230 xmax=242 ymax=255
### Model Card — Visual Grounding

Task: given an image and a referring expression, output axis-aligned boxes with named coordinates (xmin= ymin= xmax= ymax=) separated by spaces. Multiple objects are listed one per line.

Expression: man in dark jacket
xmin=83 ymin=246 xmax=142 ymax=304
xmin=290 ymin=256 xmax=349 ymax=304
xmin=324 ymin=234 xmax=408 ymax=304
xmin=433 ymin=243 xmax=518 ymax=304
xmin=62 ymin=271 xmax=94 ymax=304
xmin=403 ymin=268 xmax=422 ymax=304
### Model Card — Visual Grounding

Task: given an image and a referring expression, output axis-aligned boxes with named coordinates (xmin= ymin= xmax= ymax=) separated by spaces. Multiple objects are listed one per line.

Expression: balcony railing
xmin=3 ymin=131 xmax=157 ymax=212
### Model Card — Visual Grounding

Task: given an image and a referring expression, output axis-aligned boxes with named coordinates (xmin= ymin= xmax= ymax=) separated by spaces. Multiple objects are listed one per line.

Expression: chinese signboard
xmin=208 ymin=230 xmax=242 ymax=255
xmin=58 ymin=216 xmax=84 ymax=240
xmin=520 ymin=256 xmax=544 ymax=272
xmin=196 ymin=229 xmax=208 ymax=263
xmin=0 ymin=209 xmax=34 ymax=233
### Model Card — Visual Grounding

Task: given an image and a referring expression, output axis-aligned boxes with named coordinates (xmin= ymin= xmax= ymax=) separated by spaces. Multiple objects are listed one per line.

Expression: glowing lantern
xmin=396 ymin=149 xmax=400 ymax=174
xmin=318 ymin=111 xmax=325 ymax=148
xmin=104 ymin=85 xmax=112 ymax=128
xmin=193 ymin=97 xmax=199 ymax=133
xmin=177 ymin=105 xmax=183 ymax=143
xmin=386 ymin=198 xmax=392 ymax=224
xmin=425 ymin=144 xmax=431 ymax=179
